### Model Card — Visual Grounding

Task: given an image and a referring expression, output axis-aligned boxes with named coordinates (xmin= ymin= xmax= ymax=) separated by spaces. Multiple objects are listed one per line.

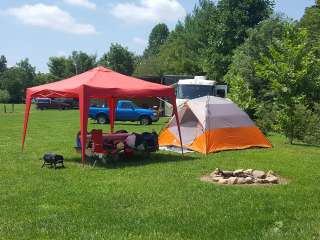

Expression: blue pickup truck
xmin=89 ymin=100 xmax=159 ymax=125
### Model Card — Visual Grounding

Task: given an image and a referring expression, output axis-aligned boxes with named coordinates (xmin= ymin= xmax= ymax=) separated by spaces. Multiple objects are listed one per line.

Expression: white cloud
xmin=133 ymin=37 xmax=147 ymax=46
xmin=5 ymin=3 xmax=96 ymax=35
xmin=111 ymin=0 xmax=186 ymax=24
xmin=63 ymin=0 xmax=96 ymax=10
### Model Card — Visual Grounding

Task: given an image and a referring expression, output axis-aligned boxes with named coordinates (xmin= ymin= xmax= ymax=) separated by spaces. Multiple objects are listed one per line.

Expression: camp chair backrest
xmin=91 ymin=129 xmax=105 ymax=154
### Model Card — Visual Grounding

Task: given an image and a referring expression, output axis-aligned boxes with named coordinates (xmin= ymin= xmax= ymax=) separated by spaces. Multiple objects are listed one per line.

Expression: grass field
xmin=1 ymin=104 xmax=320 ymax=240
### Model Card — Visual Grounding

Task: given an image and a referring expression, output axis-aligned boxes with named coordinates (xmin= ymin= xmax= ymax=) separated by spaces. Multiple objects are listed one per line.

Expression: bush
xmin=303 ymin=103 xmax=320 ymax=145
xmin=255 ymin=103 xmax=279 ymax=135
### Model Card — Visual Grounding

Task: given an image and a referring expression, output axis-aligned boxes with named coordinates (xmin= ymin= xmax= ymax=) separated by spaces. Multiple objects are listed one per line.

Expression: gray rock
xmin=228 ymin=177 xmax=238 ymax=185
xmin=252 ymin=170 xmax=266 ymax=179
xmin=255 ymin=178 xmax=269 ymax=184
xmin=222 ymin=171 xmax=234 ymax=177
xmin=245 ymin=177 xmax=254 ymax=184
xmin=212 ymin=176 xmax=224 ymax=182
xmin=233 ymin=169 xmax=244 ymax=176
xmin=218 ymin=178 xmax=229 ymax=184
xmin=265 ymin=176 xmax=278 ymax=184
xmin=237 ymin=177 xmax=246 ymax=184
xmin=244 ymin=169 xmax=253 ymax=175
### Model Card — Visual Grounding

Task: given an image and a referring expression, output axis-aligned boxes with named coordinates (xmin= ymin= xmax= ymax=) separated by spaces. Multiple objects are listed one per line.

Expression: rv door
xmin=215 ymin=85 xmax=228 ymax=98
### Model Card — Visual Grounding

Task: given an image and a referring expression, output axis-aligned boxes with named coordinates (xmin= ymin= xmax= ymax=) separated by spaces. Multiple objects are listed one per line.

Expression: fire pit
xmin=202 ymin=168 xmax=282 ymax=185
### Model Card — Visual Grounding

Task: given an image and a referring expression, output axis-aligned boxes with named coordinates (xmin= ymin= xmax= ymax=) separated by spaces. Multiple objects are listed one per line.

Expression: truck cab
xmin=89 ymin=100 xmax=159 ymax=125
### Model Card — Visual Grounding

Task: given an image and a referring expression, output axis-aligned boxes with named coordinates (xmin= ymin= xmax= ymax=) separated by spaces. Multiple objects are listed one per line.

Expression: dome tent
xmin=159 ymin=96 xmax=271 ymax=154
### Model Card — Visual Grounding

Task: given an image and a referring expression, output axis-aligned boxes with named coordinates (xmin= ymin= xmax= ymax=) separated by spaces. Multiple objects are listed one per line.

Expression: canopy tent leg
xmin=79 ymin=87 xmax=89 ymax=165
xmin=171 ymin=98 xmax=184 ymax=156
xmin=108 ymin=98 xmax=117 ymax=133
xmin=22 ymin=94 xmax=32 ymax=150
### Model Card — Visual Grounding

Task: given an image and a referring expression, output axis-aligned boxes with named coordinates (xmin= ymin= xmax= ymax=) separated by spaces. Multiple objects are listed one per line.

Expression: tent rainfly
xmin=22 ymin=66 xmax=183 ymax=163
xmin=159 ymin=96 xmax=272 ymax=154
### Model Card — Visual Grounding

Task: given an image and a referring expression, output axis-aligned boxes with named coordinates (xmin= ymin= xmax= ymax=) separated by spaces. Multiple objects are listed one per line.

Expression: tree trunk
xmin=11 ymin=103 xmax=14 ymax=113
xmin=4 ymin=104 xmax=6 ymax=113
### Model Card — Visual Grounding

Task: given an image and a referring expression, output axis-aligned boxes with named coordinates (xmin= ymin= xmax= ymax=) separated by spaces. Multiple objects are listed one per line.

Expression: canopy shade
xmin=22 ymin=66 xmax=183 ymax=163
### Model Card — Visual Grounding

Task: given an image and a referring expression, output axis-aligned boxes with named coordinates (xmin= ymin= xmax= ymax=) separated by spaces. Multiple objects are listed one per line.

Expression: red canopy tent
xmin=22 ymin=66 xmax=183 ymax=163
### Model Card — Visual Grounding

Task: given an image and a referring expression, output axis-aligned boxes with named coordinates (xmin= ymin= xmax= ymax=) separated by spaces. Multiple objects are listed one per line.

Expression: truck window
xmin=119 ymin=102 xmax=133 ymax=109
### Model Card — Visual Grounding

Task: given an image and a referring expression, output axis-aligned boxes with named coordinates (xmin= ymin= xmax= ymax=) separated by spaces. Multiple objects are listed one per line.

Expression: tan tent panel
xmin=159 ymin=96 xmax=272 ymax=154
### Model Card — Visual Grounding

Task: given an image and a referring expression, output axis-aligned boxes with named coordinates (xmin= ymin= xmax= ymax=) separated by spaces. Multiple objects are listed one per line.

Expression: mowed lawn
xmin=1 ymin=105 xmax=320 ymax=240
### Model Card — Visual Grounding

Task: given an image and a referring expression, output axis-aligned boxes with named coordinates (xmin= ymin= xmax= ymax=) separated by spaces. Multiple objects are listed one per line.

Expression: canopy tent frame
xmin=22 ymin=67 xmax=183 ymax=164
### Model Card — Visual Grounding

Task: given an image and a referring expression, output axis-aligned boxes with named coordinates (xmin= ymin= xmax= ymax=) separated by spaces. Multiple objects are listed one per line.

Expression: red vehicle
xmin=35 ymin=98 xmax=79 ymax=110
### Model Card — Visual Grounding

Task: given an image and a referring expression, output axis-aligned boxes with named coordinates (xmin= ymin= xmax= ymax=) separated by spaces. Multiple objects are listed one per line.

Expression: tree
xmin=300 ymin=0 xmax=320 ymax=40
xmin=16 ymin=58 xmax=36 ymax=89
xmin=99 ymin=43 xmax=135 ymax=75
xmin=68 ymin=51 xmax=97 ymax=75
xmin=0 ymin=67 xmax=25 ymax=102
xmin=205 ymin=0 xmax=274 ymax=80
xmin=0 ymin=89 xmax=10 ymax=113
xmin=155 ymin=0 xmax=217 ymax=76
xmin=48 ymin=56 xmax=73 ymax=79
xmin=225 ymin=16 xmax=287 ymax=110
xmin=48 ymin=51 xmax=96 ymax=79
xmin=0 ymin=55 xmax=7 ymax=73
xmin=255 ymin=23 xmax=320 ymax=143
xmin=144 ymin=23 xmax=169 ymax=57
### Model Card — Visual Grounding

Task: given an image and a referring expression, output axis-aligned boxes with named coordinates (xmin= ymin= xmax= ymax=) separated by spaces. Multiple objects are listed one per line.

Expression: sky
xmin=0 ymin=0 xmax=315 ymax=73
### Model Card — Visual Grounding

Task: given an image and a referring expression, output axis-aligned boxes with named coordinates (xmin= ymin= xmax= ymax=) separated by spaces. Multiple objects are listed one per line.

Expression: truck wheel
xmin=97 ymin=114 xmax=108 ymax=124
xmin=140 ymin=116 xmax=151 ymax=125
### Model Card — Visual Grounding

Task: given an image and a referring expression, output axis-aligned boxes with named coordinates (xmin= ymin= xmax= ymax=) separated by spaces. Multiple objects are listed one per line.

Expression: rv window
xmin=177 ymin=85 xmax=214 ymax=99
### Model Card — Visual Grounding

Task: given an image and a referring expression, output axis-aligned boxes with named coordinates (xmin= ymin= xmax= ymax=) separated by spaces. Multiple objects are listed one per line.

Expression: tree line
xmin=1 ymin=0 xmax=320 ymax=144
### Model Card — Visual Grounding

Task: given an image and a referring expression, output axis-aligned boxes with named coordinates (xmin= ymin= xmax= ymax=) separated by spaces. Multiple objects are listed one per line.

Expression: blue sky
xmin=0 ymin=0 xmax=315 ymax=73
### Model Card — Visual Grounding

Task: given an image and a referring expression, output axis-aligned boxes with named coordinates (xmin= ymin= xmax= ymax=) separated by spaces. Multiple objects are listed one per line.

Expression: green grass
xmin=1 ymin=104 xmax=320 ymax=239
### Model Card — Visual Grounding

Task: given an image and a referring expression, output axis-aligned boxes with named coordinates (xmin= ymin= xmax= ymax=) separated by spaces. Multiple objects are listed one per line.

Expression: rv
xmin=164 ymin=76 xmax=228 ymax=116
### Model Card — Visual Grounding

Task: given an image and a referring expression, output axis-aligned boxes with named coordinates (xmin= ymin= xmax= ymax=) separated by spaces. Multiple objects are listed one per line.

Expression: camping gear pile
xmin=86 ymin=130 xmax=158 ymax=159
xmin=159 ymin=96 xmax=271 ymax=154
xmin=202 ymin=168 xmax=280 ymax=185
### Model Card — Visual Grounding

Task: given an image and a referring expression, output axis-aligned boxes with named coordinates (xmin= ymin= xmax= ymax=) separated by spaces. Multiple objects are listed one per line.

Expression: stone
xmin=252 ymin=170 xmax=266 ymax=179
xmin=265 ymin=176 xmax=278 ymax=184
xmin=233 ymin=169 xmax=244 ymax=176
xmin=255 ymin=178 xmax=269 ymax=184
xmin=244 ymin=169 xmax=253 ymax=175
xmin=244 ymin=177 xmax=254 ymax=184
xmin=267 ymin=170 xmax=275 ymax=177
xmin=218 ymin=178 xmax=229 ymax=184
xmin=212 ymin=176 xmax=224 ymax=182
xmin=228 ymin=177 xmax=238 ymax=185
xmin=237 ymin=177 xmax=246 ymax=184
xmin=210 ymin=168 xmax=221 ymax=177
xmin=222 ymin=171 xmax=234 ymax=177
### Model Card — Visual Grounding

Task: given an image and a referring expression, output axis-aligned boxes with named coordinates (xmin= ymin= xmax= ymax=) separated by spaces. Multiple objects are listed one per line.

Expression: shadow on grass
xmin=291 ymin=142 xmax=320 ymax=148
xmin=89 ymin=122 xmax=164 ymax=127
xmin=65 ymin=152 xmax=195 ymax=169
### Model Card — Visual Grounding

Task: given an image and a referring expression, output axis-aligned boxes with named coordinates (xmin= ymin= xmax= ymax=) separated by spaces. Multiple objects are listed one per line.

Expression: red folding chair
xmin=91 ymin=129 xmax=108 ymax=166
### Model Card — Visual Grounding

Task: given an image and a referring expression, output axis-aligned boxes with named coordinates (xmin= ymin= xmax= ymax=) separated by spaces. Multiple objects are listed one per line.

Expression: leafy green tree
xmin=225 ymin=16 xmax=287 ymax=109
xmin=68 ymin=51 xmax=97 ymax=75
xmin=0 ymin=55 xmax=7 ymax=73
xmin=99 ymin=43 xmax=135 ymax=75
xmin=48 ymin=56 xmax=73 ymax=79
xmin=0 ymin=67 xmax=25 ymax=102
xmin=156 ymin=0 xmax=217 ymax=76
xmin=300 ymin=0 xmax=320 ymax=40
xmin=16 ymin=58 xmax=36 ymax=89
xmin=255 ymin=23 xmax=320 ymax=143
xmin=205 ymin=0 xmax=274 ymax=80
xmin=0 ymin=89 xmax=10 ymax=113
xmin=144 ymin=23 xmax=169 ymax=57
